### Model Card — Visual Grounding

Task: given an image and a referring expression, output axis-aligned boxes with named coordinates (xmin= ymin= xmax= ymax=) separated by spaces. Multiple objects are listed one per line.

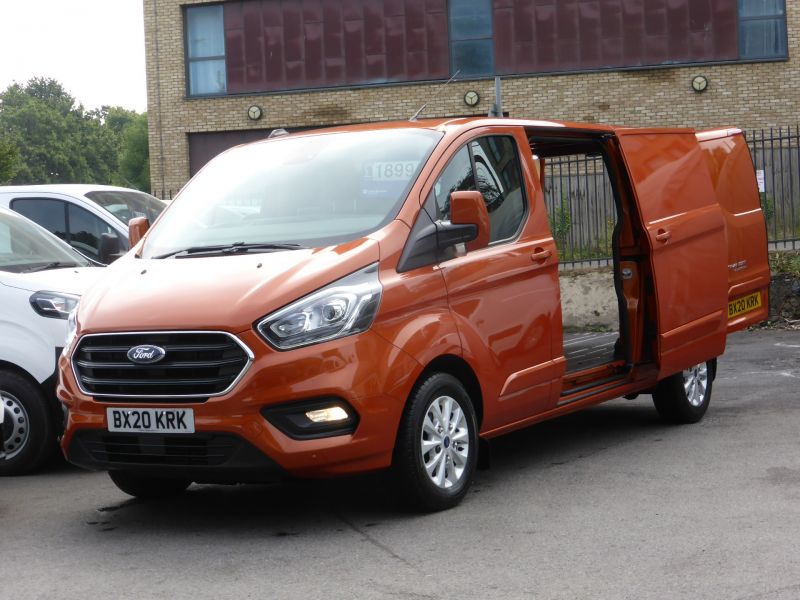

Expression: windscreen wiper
xmin=154 ymin=242 xmax=306 ymax=259
xmin=23 ymin=261 xmax=79 ymax=273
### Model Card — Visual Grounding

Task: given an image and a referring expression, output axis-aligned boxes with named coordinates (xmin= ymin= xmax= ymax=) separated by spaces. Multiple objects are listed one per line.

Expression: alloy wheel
xmin=420 ymin=395 xmax=470 ymax=489
xmin=682 ymin=363 xmax=709 ymax=408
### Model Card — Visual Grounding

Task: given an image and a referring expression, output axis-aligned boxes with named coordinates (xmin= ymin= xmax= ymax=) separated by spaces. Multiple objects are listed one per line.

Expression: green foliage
xmin=769 ymin=251 xmax=800 ymax=277
xmin=0 ymin=138 xmax=18 ymax=183
xmin=548 ymin=191 xmax=615 ymax=262
xmin=759 ymin=192 xmax=775 ymax=224
xmin=0 ymin=77 xmax=149 ymax=191
xmin=113 ymin=113 xmax=151 ymax=193
xmin=549 ymin=198 xmax=572 ymax=249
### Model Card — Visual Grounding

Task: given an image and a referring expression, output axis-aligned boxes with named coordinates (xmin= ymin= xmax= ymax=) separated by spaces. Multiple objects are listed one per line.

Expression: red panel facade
xmin=493 ymin=0 xmax=739 ymax=76
xmin=225 ymin=0 xmax=450 ymax=93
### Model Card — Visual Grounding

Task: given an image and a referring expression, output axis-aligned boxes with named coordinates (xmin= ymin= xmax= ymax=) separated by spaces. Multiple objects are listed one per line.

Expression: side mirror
xmin=450 ymin=191 xmax=490 ymax=252
xmin=128 ymin=217 xmax=150 ymax=247
xmin=98 ymin=233 xmax=122 ymax=264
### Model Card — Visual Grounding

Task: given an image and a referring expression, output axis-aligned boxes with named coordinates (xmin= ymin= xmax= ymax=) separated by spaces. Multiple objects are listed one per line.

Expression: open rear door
xmin=616 ymin=130 xmax=728 ymax=378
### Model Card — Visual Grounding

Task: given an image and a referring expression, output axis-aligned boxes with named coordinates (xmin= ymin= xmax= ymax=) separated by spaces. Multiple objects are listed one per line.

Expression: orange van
xmin=58 ymin=118 xmax=769 ymax=510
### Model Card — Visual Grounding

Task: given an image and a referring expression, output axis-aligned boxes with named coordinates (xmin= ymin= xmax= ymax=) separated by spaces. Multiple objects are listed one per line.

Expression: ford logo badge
xmin=127 ymin=345 xmax=166 ymax=364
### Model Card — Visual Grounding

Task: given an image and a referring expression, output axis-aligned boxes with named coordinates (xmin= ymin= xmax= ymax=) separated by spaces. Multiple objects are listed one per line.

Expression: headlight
xmin=256 ymin=263 xmax=382 ymax=350
xmin=29 ymin=291 xmax=80 ymax=320
xmin=64 ymin=306 xmax=79 ymax=350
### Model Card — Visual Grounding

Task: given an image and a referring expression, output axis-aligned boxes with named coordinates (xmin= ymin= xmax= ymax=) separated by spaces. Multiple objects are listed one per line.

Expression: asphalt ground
xmin=1 ymin=329 xmax=798 ymax=600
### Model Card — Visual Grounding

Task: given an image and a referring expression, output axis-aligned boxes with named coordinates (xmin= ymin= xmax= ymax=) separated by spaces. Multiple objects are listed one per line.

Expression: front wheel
xmin=108 ymin=470 xmax=191 ymax=499
xmin=393 ymin=373 xmax=478 ymax=512
xmin=0 ymin=370 xmax=56 ymax=476
xmin=653 ymin=361 xmax=714 ymax=424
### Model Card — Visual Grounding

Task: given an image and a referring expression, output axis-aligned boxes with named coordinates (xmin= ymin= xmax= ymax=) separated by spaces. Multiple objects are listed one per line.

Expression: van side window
xmin=427 ymin=136 xmax=527 ymax=244
xmin=10 ymin=198 xmax=68 ymax=241
xmin=470 ymin=137 xmax=526 ymax=242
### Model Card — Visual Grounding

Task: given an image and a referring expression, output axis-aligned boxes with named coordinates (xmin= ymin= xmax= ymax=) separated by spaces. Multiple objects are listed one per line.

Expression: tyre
xmin=108 ymin=470 xmax=192 ymax=499
xmin=0 ymin=370 xmax=56 ymax=476
xmin=393 ymin=372 xmax=478 ymax=512
xmin=653 ymin=361 xmax=714 ymax=424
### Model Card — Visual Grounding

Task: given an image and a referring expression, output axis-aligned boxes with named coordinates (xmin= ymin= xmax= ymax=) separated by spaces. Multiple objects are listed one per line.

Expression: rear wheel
xmin=0 ymin=370 xmax=56 ymax=476
xmin=108 ymin=470 xmax=191 ymax=499
xmin=653 ymin=361 xmax=713 ymax=424
xmin=393 ymin=373 xmax=478 ymax=512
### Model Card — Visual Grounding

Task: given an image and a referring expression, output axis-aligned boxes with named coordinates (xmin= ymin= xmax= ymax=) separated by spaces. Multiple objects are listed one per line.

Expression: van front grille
xmin=72 ymin=331 xmax=252 ymax=400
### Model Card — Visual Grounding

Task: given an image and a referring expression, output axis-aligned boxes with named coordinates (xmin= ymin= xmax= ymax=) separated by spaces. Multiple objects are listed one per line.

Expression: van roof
xmin=240 ymin=117 xmax=704 ymax=151
xmin=0 ymin=184 xmax=152 ymax=197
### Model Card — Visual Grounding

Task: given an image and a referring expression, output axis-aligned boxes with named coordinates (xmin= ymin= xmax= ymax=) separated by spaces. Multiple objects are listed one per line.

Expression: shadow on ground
xmin=82 ymin=399 xmax=672 ymax=537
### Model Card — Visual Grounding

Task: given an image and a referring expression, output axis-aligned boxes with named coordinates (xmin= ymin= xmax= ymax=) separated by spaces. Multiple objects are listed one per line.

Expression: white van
xmin=0 ymin=185 xmax=166 ymax=265
xmin=0 ymin=207 xmax=105 ymax=474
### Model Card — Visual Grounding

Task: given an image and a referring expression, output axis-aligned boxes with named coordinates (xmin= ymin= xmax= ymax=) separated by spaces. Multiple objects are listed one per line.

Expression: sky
xmin=0 ymin=0 xmax=147 ymax=112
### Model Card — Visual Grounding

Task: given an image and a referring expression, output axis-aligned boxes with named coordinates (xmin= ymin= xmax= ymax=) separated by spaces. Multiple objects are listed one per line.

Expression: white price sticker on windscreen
xmin=364 ymin=161 xmax=419 ymax=181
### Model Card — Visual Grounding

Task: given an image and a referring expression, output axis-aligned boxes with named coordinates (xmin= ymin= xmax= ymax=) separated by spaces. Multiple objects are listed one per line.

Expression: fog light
xmin=261 ymin=398 xmax=359 ymax=440
xmin=305 ymin=406 xmax=349 ymax=423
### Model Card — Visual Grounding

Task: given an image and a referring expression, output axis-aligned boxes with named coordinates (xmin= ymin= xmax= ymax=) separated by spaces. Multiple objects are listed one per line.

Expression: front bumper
xmin=67 ymin=430 xmax=285 ymax=483
xmin=59 ymin=328 xmax=421 ymax=479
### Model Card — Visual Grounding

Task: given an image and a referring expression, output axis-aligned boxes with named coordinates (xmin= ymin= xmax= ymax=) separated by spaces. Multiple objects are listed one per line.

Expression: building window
xmin=739 ymin=0 xmax=788 ymax=59
xmin=185 ymin=5 xmax=227 ymax=96
xmin=449 ymin=0 xmax=494 ymax=77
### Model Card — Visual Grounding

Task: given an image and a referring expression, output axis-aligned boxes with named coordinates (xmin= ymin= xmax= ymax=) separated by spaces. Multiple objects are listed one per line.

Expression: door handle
xmin=531 ymin=248 xmax=552 ymax=262
xmin=655 ymin=229 xmax=672 ymax=242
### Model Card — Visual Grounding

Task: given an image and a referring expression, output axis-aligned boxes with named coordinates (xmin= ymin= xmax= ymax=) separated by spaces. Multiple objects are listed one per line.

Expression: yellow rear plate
xmin=728 ymin=291 xmax=762 ymax=319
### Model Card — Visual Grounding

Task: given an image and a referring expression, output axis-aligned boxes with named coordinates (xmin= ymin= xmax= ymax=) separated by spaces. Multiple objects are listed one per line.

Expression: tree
xmin=0 ymin=77 xmax=118 ymax=185
xmin=113 ymin=112 xmax=151 ymax=193
xmin=0 ymin=77 xmax=151 ymax=191
xmin=0 ymin=139 xmax=18 ymax=183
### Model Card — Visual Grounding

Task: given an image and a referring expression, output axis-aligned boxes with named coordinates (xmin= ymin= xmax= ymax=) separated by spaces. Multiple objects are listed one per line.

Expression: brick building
xmin=143 ymin=0 xmax=795 ymax=196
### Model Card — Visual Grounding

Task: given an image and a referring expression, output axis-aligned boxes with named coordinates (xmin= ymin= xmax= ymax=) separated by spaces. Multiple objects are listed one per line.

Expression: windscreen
xmin=85 ymin=190 xmax=166 ymax=223
xmin=141 ymin=128 xmax=442 ymax=258
xmin=0 ymin=209 xmax=92 ymax=273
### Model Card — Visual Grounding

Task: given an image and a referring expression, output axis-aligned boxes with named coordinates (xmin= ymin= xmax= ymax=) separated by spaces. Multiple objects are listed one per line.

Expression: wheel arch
xmin=412 ymin=354 xmax=484 ymax=429
xmin=0 ymin=360 xmax=40 ymax=387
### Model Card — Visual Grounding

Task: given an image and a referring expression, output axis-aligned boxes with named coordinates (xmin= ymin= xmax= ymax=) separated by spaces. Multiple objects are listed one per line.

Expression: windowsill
xmin=182 ymin=55 xmax=790 ymax=102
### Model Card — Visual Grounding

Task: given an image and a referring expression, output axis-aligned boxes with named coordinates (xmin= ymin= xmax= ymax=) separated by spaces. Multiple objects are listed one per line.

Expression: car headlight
xmin=256 ymin=263 xmax=382 ymax=350
xmin=64 ymin=306 xmax=79 ymax=351
xmin=29 ymin=291 xmax=80 ymax=320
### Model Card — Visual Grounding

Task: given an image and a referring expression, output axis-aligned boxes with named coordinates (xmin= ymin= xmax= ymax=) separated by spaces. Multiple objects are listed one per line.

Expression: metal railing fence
xmin=544 ymin=127 xmax=800 ymax=268
xmin=747 ymin=127 xmax=800 ymax=253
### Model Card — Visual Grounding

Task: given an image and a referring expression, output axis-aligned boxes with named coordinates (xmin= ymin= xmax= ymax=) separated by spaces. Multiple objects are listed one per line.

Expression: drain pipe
xmin=489 ymin=76 xmax=503 ymax=118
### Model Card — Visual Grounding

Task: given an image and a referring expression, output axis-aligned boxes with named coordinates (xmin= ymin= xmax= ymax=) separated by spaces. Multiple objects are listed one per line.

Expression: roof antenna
xmin=409 ymin=69 xmax=461 ymax=122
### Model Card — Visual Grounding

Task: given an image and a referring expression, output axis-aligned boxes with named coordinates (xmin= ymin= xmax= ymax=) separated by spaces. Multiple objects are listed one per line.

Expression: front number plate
xmin=727 ymin=291 xmax=762 ymax=319
xmin=106 ymin=408 xmax=195 ymax=434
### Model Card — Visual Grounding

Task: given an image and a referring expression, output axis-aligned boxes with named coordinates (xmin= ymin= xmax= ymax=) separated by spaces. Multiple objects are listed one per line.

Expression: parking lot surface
xmin=1 ymin=329 xmax=799 ymax=600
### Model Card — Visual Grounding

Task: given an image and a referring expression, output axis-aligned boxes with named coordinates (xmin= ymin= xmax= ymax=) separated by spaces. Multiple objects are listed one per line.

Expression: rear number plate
xmin=728 ymin=291 xmax=762 ymax=319
xmin=106 ymin=408 xmax=195 ymax=434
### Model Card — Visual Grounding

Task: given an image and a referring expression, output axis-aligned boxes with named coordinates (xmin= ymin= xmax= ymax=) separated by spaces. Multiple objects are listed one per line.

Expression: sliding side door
xmin=616 ymin=131 xmax=728 ymax=377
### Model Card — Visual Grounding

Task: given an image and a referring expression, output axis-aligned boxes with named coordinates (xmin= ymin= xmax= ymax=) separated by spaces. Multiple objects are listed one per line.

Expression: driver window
xmin=67 ymin=205 xmax=120 ymax=261
xmin=470 ymin=136 xmax=526 ymax=242
xmin=427 ymin=146 xmax=475 ymax=221
xmin=425 ymin=136 xmax=526 ymax=244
